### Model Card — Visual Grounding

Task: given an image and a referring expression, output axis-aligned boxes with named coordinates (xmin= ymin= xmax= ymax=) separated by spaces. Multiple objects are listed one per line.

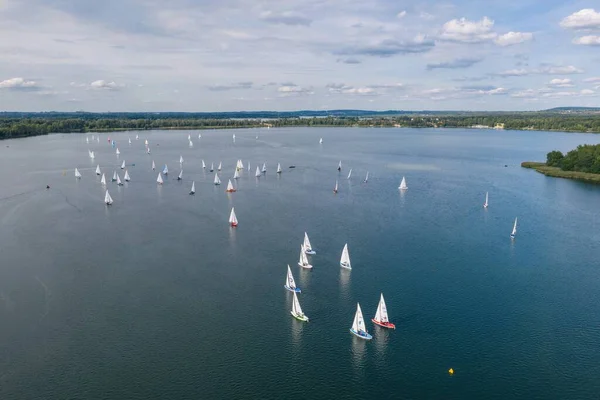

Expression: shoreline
xmin=521 ymin=162 xmax=600 ymax=184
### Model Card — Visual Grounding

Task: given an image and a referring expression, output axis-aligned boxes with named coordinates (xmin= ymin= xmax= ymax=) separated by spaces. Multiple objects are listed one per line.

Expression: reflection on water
xmin=228 ymin=226 xmax=237 ymax=244
xmin=373 ymin=325 xmax=390 ymax=359
xmin=298 ymin=266 xmax=312 ymax=288
xmin=339 ymin=268 xmax=351 ymax=300
xmin=350 ymin=335 xmax=367 ymax=370
xmin=399 ymin=189 xmax=406 ymax=206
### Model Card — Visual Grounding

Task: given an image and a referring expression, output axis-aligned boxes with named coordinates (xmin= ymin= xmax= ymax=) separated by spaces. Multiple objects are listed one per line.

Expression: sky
xmin=0 ymin=0 xmax=599 ymax=112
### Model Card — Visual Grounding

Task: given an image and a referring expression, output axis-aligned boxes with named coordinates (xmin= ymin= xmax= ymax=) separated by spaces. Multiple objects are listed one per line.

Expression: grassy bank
xmin=521 ymin=162 xmax=600 ymax=183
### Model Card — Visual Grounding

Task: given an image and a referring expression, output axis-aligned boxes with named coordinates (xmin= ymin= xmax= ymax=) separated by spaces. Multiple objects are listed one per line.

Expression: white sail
xmin=104 ymin=190 xmax=113 ymax=205
xmin=180 ymin=155 xmax=184 ymax=164
xmin=303 ymin=232 xmax=315 ymax=254
xmin=189 ymin=140 xmax=193 ymax=148
xmin=100 ymin=173 xmax=106 ymax=185
xmin=86 ymin=137 xmax=89 ymax=144
xmin=364 ymin=172 xmax=369 ymax=183
xmin=229 ymin=207 xmax=238 ymax=225
xmin=157 ymin=173 xmax=163 ymax=184
xmin=112 ymin=171 xmax=117 ymax=181
xmin=147 ymin=147 xmax=151 ymax=154
xmin=298 ymin=245 xmax=312 ymax=268
xmin=214 ymin=173 xmax=221 ymax=185
xmin=255 ymin=166 xmax=261 ymax=177
xmin=115 ymin=148 xmax=120 ymax=155
xmin=292 ymin=292 xmax=304 ymax=316
xmin=351 ymin=303 xmax=367 ymax=334
xmin=198 ymin=133 xmax=201 ymax=139
xmin=285 ymin=265 xmax=297 ymax=290
xmin=128 ymin=138 xmax=132 ymax=144
xmin=117 ymin=174 xmax=123 ymax=185
xmin=190 ymin=181 xmax=195 ymax=194
xmin=338 ymin=160 xmax=342 ymax=170
xmin=75 ymin=168 xmax=82 ymax=178
xmin=226 ymin=179 xmax=235 ymax=192
xmin=238 ymin=159 xmax=244 ymax=169
xmin=210 ymin=162 xmax=214 ymax=171
xmin=136 ymin=134 xmax=139 ymax=140
xmin=511 ymin=217 xmax=518 ymax=237
xmin=484 ymin=192 xmax=489 ymax=208
xmin=374 ymin=293 xmax=389 ymax=323
xmin=202 ymin=160 xmax=206 ymax=169
xmin=187 ymin=134 xmax=191 ymax=141
xmin=145 ymin=139 xmax=149 ymax=146
xmin=232 ymin=133 xmax=236 ymax=141
xmin=163 ymin=164 xmax=168 ymax=175
xmin=124 ymin=170 xmax=130 ymax=181
xmin=89 ymin=150 xmax=95 ymax=159
xmin=96 ymin=165 xmax=101 ymax=175
xmin=233 ymin=169 xmax=240 ymax=179
xmin=96 ymin=137 xmax=100 ymax=143
xmin=319 ymin=138 xmax=323 ymax=144
xmin=152 ymin=160 xmax=156 ymax=170
xmin=218 ymin=162 xmax=222 ymax=171
xmin=121 ymin=160 xmax=125 ymax=169
xmin=178 ymin=170 xmax=183 ymax=180
xmin=277 ymin=163 xmax=282 ymax=173
xmin=347 ymin=169 xmax=352 ymax=179
xmin=340 ymin=243 xmax=351 ymax=269
xmin=262 ymin=163 xmax=267 ymax=173
xmin=334 ymin=180 xmax=338 ymax=193
xmin=399 ymin=176 xmax=408 ymax=190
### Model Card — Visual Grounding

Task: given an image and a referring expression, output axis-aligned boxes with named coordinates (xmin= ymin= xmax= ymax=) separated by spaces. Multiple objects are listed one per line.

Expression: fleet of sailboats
xmin=350 ymin=303 xmax=372 ymax=340
xmin=340 ymin=244 xmax=351 ymax=269
xmin=284 ymin=265 xmax=301 ymax=293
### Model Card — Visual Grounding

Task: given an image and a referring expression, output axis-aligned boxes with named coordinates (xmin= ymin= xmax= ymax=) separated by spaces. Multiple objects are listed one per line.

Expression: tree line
xmin=546 ymin=144 xmax=600 ymax=174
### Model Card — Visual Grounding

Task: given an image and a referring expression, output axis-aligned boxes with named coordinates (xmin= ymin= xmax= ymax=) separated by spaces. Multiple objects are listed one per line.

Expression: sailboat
xmin=157 ymin=173 xmax=163 ymax=184
xmin=399 ymin=176 xmax=408 ymax=190
xmin=112 ymin=171 xmax=117 ymax=182
xmin=96 ymin=137 xmax=100 ymax=143
xmin=86 ymin=137 xmax=89 ymax=144
xmin=147 ymin=148 xmax=151 ymax=154
xmin=163 ymin=164 xmax=169 ymax=175
xmin=214 ymin=173 xmax=221 ymax=185
xmin=198 ymin=133 xmax=201 ymax=139
xmin=96 ymin=165 xmax=101 ymax=175
xmin=136 ymin=134 xmax=139 ymax=140
xmin=233 ymin=169 xmax=240 ymax=179
xmin=226 ymin=179 xmax=236 ymax=192
xmin=262 ymin=163 xmax=267 ymax=173
xmin=238 ymin=160 xmax=244 ymax=170
xmin=89 ymin=150 xmax=95 ymax=159
xmin=247 ymin=162 xmax=251 ymax=172
xmin=189 ymin=181 xmax=195 ymax=195
xmin=337 ymin=160 xmax=342 ymax=171
xmin=303 ymin=232 xmax=316 ymax=255
xmin=340 ymin=243 xmax=351 ymax=269
xmin=255 ymin=166 xmax=261 ymax=177
xmin=483 ymin=192 xmax=489 ymax=208
xmin=75 ymin=168 xmax=82 ymax=179
xmin=350 ymin=303 xmax=372 ymax=340
xmin=202 ymin=160 xmax=206 ymax=169
xmin=100 ymin=173 xmax=106 ymax=185
xmin=152 ymin=160 xmax=156 ymax=170
xmin=177 ymin=170 xmax=183 ymax=181
xmin=218 ymin=162 xmax=222 ymax=171
xmin=121 ymin=160 xmax=125 ymax=169
xmin=124 ymin=170 xmax=130 ymax=182
xmin=210 ymin=162 xmax=214 ymax=172
xmin=372 ymin=293 xmax=395 ymax=329
xmin=347 ymin=169 xmax=352 ymax=179
xmin=104 ymin=190 xmax=113 ymax=205
xmin=116 ymin=174 xmax=123 ymax=186
xmin=115 ymin=148 xmax=120 ymax=156
xmin=232 ymin=133 xmax=236 ymax=142
xmin=298 ymin=245 xmax=313 ymax=269
xmin=180 ymin=155 xmax=184 ymax=164
xmin=189 ymin=140 xmax=193 ymax=148
xmin=128 ymin=137 xmax=132 ymax=145
xmin=364 ymin=172 xmax=369 ymax=183
xmin=291 ymin=292 xmax=309 ymax=322
xmin=333 ymin=180 xmax=338 ymax=194
xmin=145 ymin=139 xmax=149 ymax=146
xmin=276 ymin=163 xmax=282 ymax=174
xmin=319 ymin=138 xmax=323 ymax=144
xmin=187 ymin=134 xmax=191 ymax=141
xmin=284 ymin=265 xmax=301 ymax=293
xmin=510 ymin=217 xmax=518 ymax=239
xmin=229 ymin=207 xmax=238 ymax=227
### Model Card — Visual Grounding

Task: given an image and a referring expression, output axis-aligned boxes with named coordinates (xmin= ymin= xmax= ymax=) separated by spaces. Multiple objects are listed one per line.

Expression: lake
xmin=1 ymin=127 xmax=600 ymax=399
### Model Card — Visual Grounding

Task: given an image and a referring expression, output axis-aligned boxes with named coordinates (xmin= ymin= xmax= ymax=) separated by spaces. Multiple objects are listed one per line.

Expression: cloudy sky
xmin=0 ymin=0 xmax=599 ymax=112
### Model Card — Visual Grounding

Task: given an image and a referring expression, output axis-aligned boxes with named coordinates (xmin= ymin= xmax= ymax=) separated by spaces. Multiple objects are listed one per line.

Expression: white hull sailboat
xmin=121 ymin=160 xmax=125 ymax=169
xmin=202 ymin=160 xmax=206 ymax=169
xmin=163 ymin=165 xmax=169 ymax=175
xmin=136 ymin=134 xmax=139 ymax=140
xmin=115 ymin=148 xmax=120 ymax=156
xmin=298 ymin=245 xmax=313 ymax=269
xmin=284 ymin=265 xmax=301 ymax=293
xmin=483 ymin=192 xmax=489 ymax=208
xmin=214 ymin=173 xmax=221 ymax=185
xmin=303 ymin=232 xmax=316 ymax=255
xmin=96 ymin=165 xmax=101 ymax=175
xmin=255 ymin=166 xmax=261 ymax=178
xmin=347 ymin=169 xmax=352 ymax=180
xmin=218 ymin=162 xmax=222 ymax=171
xmin=399 ymin=176 xmax=408 ymax=190
xmin=189 ymin=140 xmax=193 ymax=148
xmin=128 ymin=138 xmax=132 ymax=145
xmin=319 ymin=138 xmax=323 ymax=144
xmin=112 ymin=171 xmax=117 ymax=182
xmin=226 ymin=179 xmax=236 ymax=192
xmin=229 ymin=207 xmax=238 ymax=227
xmin=210 ymin=162 xmax=214 ymax=172
xmin=89 ymin=150 xmax=95 ymax=159
xmin=337 ymin=160 xmax=342 ymax=171
xmin=350 ymin=303 xmax=372 ymax=340
xmin=364 ymin=171 xmax=369 ymax=183
xmin=372 ymin=293 xmax=395 ymax=329
xmin=333 ymin=180 xmax=338 ymax=194
xmin=124 ymin=170 xmax=130 ymax=182
xmin=117 ymin=174 xmax=123 ymax=186
xmin=100 ymin=173 xmax=106 ymax=185
xmin=233 ymin=169 xmax=240 ymax=179
xmin=510 ymin=217 xmax=518 ymax=239
xmin=157 ymin=173 xmax=163 ymax=185
xmin=340 ymin=243 xmax=351 ymax=269
xmin=276 ymin=163 xmax=282 ymax=174
xmin=177 ymin=170 xmax=183 ymax=181
xmin=104 ymin=190 xmax=113 ymax=205
xmin=75 ymin=168 xmax=82 ymax=179
xmin=291 ymin=292 xmax=309 ymax=322
xmin=262 ymin=163 xmax=267 ymax=173
xmin=180 ymin=155 xmax=184 ymax=165
xmin=152 ymin=160 xmax=156 ymax=170
xmin=189 ymin=181 xmax=195 ymax=195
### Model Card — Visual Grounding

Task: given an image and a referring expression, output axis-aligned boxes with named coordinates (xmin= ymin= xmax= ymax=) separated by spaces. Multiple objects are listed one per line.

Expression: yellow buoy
xmin=448 ymin=368 xmax=454 ymax=375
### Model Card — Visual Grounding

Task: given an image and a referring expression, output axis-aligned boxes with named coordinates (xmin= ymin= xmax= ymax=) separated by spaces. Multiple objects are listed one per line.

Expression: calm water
xmin=1 ymin=127 xmax=600 ymax=399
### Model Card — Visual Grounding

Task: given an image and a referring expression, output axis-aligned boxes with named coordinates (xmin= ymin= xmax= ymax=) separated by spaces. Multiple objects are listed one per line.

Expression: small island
xmin=522 ymin=144 xmax=600 ymax=183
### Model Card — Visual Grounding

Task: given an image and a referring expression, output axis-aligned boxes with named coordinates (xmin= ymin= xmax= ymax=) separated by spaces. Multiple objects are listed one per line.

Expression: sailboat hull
xmin=230 ymin=222 xmax=237 ymax=227
xmin=284 ymin=285 xmax=301 ymax=293
xmin=298 ymin=262 xmax=313 ymax=269
xmin=189 ymin=192 xmax=195 ymax=195
xmin=340 ymin=262 xmax=351 ymax=270
xmin=372 ymin=319 xmax=396 ymax=329
xmin=304 ymin=249 xmax=316 ymax=255
xmin=226 ymin=189 xmax=236 ymax=193
xmin=349 ymin=328 xmax=372 ymax=340
xmin=291 ymin=311 xmax=309 ymax=322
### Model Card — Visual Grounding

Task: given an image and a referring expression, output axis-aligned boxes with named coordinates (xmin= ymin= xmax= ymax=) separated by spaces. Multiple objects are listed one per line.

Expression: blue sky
xmin=0 ymin=0 xmax=598 ymax=111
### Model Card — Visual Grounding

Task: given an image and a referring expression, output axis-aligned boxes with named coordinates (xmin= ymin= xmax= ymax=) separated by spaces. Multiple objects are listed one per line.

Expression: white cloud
xmin=397 ymin=11 xmax=407 ymax=19
xmin=548 ymin=78 xmax=574 ymax=87
xmin=439 ymin=17 xmax=497 ymax=43
xmin=584 ymin=77 xmax=600 ymax=83
xmin=542 ymin=89 xmax=595 ymax=98
xmin=495 ymin=32 xmax=533 ymax=46
xmin=0 ymin=77 xmax=38 ymax=89
xmin=90 ymin=80 xmax=123 ymax=90
xmin=560 ymin=9 xmax=600 ymax=30
xmin=511 ymin=89 xmax=537 ymax=98
xmin=498 ymin=65 xmax=584 ymax=77
xmin=498 ymin=69 xmax=529 ymax=77
xmin=581 ymin=89 xmax=595 ymax=95
xmin=259 ymin=11 xmax=312 ymax=26
xmin=277 ymin=85 xmax=313 ymax=96
xmin=573 ymin=35 xmax=600 ymax=45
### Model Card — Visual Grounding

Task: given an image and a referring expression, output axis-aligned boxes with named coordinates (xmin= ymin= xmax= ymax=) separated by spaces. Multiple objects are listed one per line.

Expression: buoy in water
xmin=448 ymin=368 xmax=454 ymax=375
